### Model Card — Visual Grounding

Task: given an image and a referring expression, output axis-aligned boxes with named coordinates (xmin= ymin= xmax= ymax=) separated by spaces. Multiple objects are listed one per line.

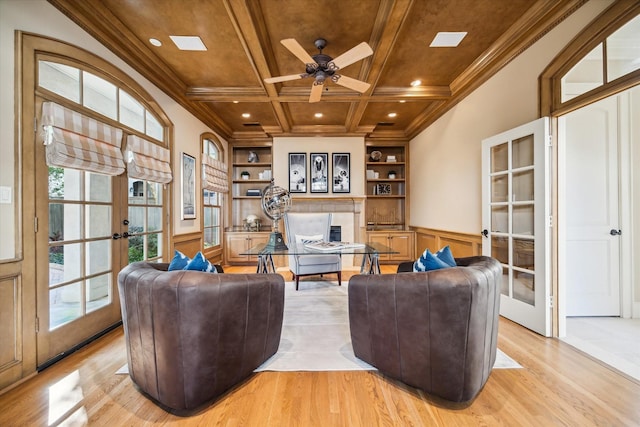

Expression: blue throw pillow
xmin=413 ymin=246 xmax=456 ymax=272
xmin=168 ymin=250 xmax=190 ymax=271
xmin=435 ymin=245 xmax=456 ymax=267
xmin=183 ymin=251 xmax=217 ymax=273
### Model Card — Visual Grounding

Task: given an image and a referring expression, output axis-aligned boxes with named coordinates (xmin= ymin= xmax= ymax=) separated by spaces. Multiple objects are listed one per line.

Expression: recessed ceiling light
xmin=410 ymin=80 xmax=421 ymax=87
xmin=430 ymin=32 xmax=467 ymax=48
xmin=233 ymin=100 xmax=239 ymax=104
xmin=242 ymin=113 xmax=251 ymax=118
xmin=169 ymin=35 xmax=207 ymax=51
xmin=314 ymin=113 xmax=323 ymax=118
xmin=399 ymin=100 xmax=406 ymax=103
xmin=149 ymin=38 xmax=162 ymax=47
xmin=388 ymin=112 xmax=397 ymax=118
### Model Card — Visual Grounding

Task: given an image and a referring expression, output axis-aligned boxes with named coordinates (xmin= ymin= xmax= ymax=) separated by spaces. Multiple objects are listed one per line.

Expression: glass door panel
xmin=482 ymin=117 xmax=551 ymax=336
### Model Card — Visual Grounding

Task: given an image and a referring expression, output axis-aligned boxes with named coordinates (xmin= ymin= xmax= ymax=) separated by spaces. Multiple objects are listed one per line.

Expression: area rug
xmin=117 ymin=280 xmax=521 ymax=374
xmin=254 ymin=280 xmax=522 ymax=371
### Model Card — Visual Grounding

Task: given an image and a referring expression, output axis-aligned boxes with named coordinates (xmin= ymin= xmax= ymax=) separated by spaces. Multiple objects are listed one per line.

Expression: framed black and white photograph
xmin=181 ymin=152 xmax=196 ymax=219
xmin=332 ymin=153 xmax=350 ymax=193
xmin=310 ymin=153 xmax=328 ymax=193
xmin=288 ymin=152 xmax=307 ymax=193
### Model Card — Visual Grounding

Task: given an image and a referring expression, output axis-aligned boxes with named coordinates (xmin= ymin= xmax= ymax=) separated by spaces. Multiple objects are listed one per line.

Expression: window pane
xmin=128 ymin=206 xmax=144 ymax=232
xmin=86 ymin=240 xmax=110 ymax=275
xmin=147 ymin=233 xmax=160 ymax=259
xmin=85 ymin=172 xmax=111 ymax=202
xmin=491 ymin=175 xmax=508 ymax=203
xmin=204 ymin=206 xmax=213 ymax=227
xmin=49 ymin=243 xmax=82 ymax=285
xmin=49 ymin=203 xmax=81 ymax=242
xmin=83 ymin=71 xmax=117 ymax=119
xmin=513 ymin=204 xmax=534 ymax=236
xmin=513 ymin=270 xmax=534 ymax=306
xmin=128 ymin=233 xmax=144 ymax=263
xmin=146 ymin=111 xmax=163 ymax=140
xmin=491 ymin=236 xmax=509 ymax=265
xmin=49 ymin=168 xmax=82 ymax=201
xmin=119 ymin=89 xmax=145 ymax=131
xmin=606 ymin=15 xmax=640 ymax=82
xmin=561 ymin=45 xmax=603 ymax=102
xmin=491 ymin=206 xmax=508 ymax=233
xmin=50 ymin=282 xmax=82 ymax=329
xmin=86 ymin=205 xmax=111 ymax=238
xmin=147 ymin=182 xmax=162 ymax=205
xmin=514 ymin=239 xmax=534 ymax=271
xmin=86 ymin=274 xmax=110 ymax=313
xmin=128 ymin=179 xmax=145 ymax=204
xmin=512 ymin=135 xmax=534 ymax=169
xmin=38 ymin=61 xmax=80 ymax=103
xmin=148 ymin=207 xmax=162 ymax=232
xmin=491 ymin=143 xmax=508 ymax=172
xmin=513 ymin=170 xmax=534 ymax=202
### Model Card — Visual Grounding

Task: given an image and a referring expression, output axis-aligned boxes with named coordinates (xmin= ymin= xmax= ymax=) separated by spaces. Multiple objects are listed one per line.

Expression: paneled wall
xmin=412 ymin=227 xmax=482 ymax=258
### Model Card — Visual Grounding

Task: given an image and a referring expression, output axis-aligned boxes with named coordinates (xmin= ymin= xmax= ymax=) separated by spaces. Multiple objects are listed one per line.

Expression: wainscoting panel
xmin=0 ymin=274 xmax=21 ymax=371
xmin=172 ymin=232 xmax=203 ymax=259
xmin=411 ymin=227 xmax=482 ymax=258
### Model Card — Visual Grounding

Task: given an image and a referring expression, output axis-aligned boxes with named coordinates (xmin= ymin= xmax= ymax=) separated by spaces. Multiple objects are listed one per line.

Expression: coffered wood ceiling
xmin=49 ymin=0 xmax=585 ymax=142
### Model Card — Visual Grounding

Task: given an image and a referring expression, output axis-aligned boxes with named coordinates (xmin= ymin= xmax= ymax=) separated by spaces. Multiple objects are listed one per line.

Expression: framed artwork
xmin=374 ymin=183 xmax=392 ymax=195
xmin=181 ymin=152 xmax=196 ymax=219
xmin=288 ymin=152 xmax=307 ymax=193
xmin=310 ymin=153 xmax=328 ymax=193
xmin=332 ymin=153 xmax=350 ymax=193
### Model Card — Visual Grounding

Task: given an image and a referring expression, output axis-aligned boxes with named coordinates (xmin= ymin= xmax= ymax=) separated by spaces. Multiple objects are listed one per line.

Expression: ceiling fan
xmin=264 ymin=38 xmax=373 ymax=103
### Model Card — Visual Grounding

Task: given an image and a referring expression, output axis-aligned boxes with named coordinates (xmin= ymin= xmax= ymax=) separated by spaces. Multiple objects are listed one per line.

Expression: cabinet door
xmin=246 ymin=234 xmax=269 ymax=263
xmin=368 ymin=233 xmax=390 ymax=261
xmin=389 ymin=232 xmax=413 ymax=261
xmin=226 ymin=234 xmax=249 ymax=264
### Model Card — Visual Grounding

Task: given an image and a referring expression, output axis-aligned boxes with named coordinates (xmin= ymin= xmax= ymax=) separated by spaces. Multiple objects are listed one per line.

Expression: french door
xmin=481 ymin=117 xmax=552 ymax=336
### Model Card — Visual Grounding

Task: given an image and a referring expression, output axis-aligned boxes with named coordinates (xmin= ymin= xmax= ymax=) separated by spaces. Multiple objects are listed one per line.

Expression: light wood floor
xmin=1 ymin=266 xmax=639 ymax=426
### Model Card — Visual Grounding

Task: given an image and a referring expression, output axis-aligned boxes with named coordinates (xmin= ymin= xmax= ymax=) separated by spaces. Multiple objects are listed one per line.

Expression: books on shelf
xmin=304 ymin=241 xmax=366 ymax=251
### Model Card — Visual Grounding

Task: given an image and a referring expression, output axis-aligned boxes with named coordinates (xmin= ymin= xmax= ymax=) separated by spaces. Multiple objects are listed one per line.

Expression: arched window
xmin=540 ymin=3 xmax=640 ymax=116
xmin=202 ymin=133 xmax=225 ymax=255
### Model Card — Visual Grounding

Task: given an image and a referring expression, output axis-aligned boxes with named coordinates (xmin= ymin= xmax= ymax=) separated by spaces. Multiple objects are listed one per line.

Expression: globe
xmin=261 ymin=180 xmax=292 ymax=250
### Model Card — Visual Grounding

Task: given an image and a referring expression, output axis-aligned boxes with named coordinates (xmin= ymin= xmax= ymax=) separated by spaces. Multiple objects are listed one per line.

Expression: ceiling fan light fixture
xmin=430 ymin=32 xmax=467 ymax=47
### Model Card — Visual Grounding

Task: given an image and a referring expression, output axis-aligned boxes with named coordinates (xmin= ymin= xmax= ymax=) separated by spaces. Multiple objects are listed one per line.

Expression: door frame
xmin=556 ymin=88 xmax=636 ymax=337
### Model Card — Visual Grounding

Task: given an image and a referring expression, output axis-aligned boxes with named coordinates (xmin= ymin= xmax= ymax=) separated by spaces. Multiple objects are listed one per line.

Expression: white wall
xmin=409 ymin=0 xmax=614 ymax=234
xmin=0 ymin=0 xmax=223 ymax=245
xmin=272 ymin=136 xmax=366 ymax=197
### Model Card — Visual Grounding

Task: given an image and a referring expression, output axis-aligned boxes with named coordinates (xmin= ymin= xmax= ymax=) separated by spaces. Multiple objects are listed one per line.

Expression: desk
xmin=241 ymin=242 xmax=398 ymax=275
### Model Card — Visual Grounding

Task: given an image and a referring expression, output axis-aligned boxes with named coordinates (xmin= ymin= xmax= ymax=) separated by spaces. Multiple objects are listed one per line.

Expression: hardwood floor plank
xmin=1 ymin=269 xmax=640 ymax=426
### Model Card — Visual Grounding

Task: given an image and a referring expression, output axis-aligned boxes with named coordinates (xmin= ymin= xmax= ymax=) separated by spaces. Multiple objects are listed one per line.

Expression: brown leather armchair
xmin=117 ymin=262 xmax=285 ymax=412
xmin=348 ymin=256 xmax=501 ymax=402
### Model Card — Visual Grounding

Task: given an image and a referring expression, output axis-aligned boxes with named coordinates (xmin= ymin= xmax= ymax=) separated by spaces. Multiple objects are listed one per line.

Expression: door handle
xmin=112 ymin=233 xmax=122 ymax=240
xmin=610 ymin=229 xmax=621 ymax=236
xmin=482 ymin=229 xmax=489 ymax=238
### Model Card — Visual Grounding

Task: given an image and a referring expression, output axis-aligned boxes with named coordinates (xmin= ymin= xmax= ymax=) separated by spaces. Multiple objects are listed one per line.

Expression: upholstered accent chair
xmin=348 ymin=256 xmax=502 ymax=402
xmin=117 ymin=261 xmax=285 ymax=412
xmin=283 ymin=212 xmax=342 ymax=290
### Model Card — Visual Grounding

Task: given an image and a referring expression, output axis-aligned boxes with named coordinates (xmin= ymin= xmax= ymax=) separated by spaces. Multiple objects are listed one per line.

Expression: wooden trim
xmin=539 ymin=1 xmax=640 ymax=117
xmin=410 ymin=227 xmax=482 ymax=258
xmin=172 ymin=232 xmax=203 ymax=259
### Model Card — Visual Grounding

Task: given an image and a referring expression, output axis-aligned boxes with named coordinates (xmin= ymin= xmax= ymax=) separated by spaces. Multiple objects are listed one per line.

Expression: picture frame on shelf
xmin=288 ymin=152 xmax=306 ymax=193
xmin=181 ymin=152 xmax=196 ymax=219
xmin=332 ymin=153 xmax=350 ymax=193
xmin=374 ymin=183 xmax=392 ymax=195
xmin=310 ymin=152 xmax=328 ymax=193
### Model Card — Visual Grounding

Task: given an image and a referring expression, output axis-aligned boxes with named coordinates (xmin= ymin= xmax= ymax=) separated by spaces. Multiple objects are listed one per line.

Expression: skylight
xmin=169 ymin=36 xmax=207 ymax=51
xmin=430 ymin=32 xmax=467 ymax=48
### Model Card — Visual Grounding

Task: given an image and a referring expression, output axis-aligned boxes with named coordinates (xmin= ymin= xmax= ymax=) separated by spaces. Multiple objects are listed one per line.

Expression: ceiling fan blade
xmin=264 ymin=73 xmax=307 ymax=84
xmin=309 ymin=81 xmax=324 ymax=103
xmin=328 ymin=42 xmax=373 ymax=71
xmin=281 ymin=38 xmax=316 ymax=65
xmin=332 ymin=75 xmax=370 ymax=93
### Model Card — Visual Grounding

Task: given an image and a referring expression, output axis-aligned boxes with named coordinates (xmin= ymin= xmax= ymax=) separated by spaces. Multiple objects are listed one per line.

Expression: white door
xmin=560 ymin=96 xmax=620 ymax=316
xmin=482 ymin=117 xmax=552 ymax=336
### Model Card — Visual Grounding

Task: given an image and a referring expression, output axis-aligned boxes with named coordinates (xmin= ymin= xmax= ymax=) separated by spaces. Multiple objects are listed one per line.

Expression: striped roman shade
xmin=41 ymin=102 xmax=125 ymax=175
xmin=202 ymin=155 xmax=228 ymax=193
xmin=125 ymin=135 xmax=173 ymax=184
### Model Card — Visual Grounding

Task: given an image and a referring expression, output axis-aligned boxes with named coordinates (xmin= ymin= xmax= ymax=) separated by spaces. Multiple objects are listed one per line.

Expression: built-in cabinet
xmin=225 ymin=232 xmax=270 ymax=264
xmin=225 ymin=141 xmax=273 ymax=265
xmin=364 ymin=140 xmax=414 ymax=261
xmin=367 ymin=231 xmax=414 ymax=262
